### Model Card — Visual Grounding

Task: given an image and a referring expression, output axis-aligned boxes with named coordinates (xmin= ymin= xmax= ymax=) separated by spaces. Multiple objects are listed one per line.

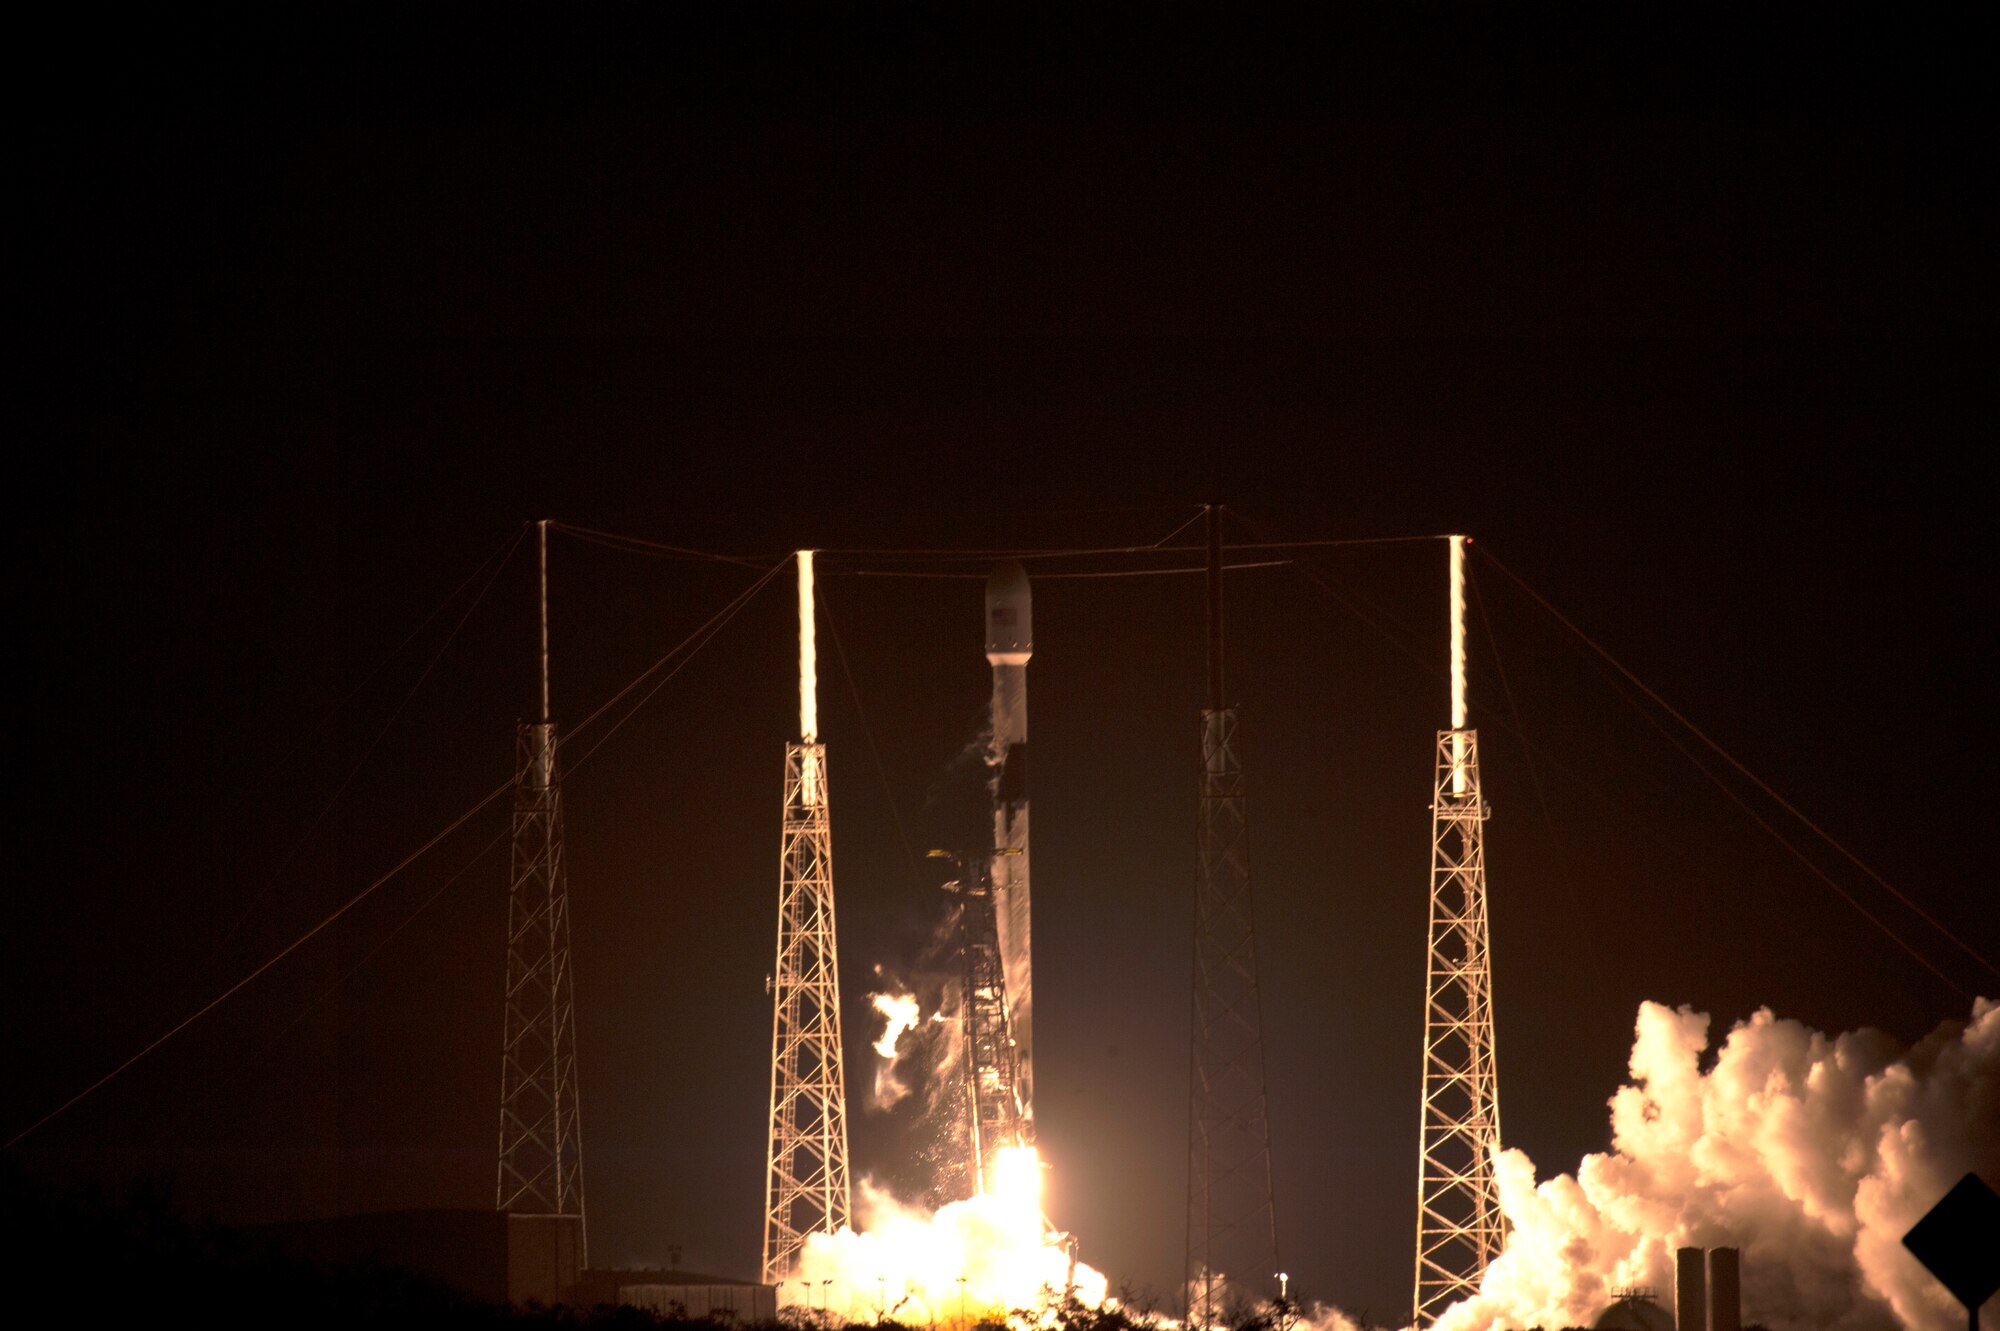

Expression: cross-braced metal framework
xmin=1414 ymin=726 xmax=1503 ymax=1325
xmin=497 ymin=721 xmax=588 ymax=1256
xmin=1186 ymin=705 xmax=1279 ymax=1329
xmin=762 ymin=741 xmax=853 ymax=1283
xmin=942 ymin=850 xmax=1030 ymax=1195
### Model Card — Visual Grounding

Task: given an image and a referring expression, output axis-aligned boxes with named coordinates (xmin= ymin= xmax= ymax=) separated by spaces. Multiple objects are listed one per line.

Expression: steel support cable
xmin=1466 ymin=565 xmax=1618 ymax=1001
xmin=256 ymin=828 xmax=510 ymax=1056
xmin=6 ymin=558 xmax=788 ymax=1150
xmin=34 ymin=525 xmax=528 ymax=1092
xmin=818 ymin=586 xmax=925 ymax=896
xmin=1563 ymin=631 xmax=1972 ymax=1000
xmin=813 ymin=534 xmax=1444 ymax=561
xmin=1475 ymin=546 xmax=1994 ymax=986
xmin=144 ymin=827 xmax=513 ymax=1146
xmin=1243 ymin=517 xmax=1733 ymax=891
xmin=125 ymin=523 xmax=531 ymax=1028
xmin=833 ymin=560 xmax=1296 ymax=580
xmin=256 ymin=524 xmax=532 ymax=781
xmin=549 ymin=520 xmax=768 ymax=569
xmin=201 ymin=523 xmax=527 ymax=958
xmin=557 ymin=559 xmax=790 ymax=768
xmin=549 ymin=513 xmax=1433 ymax=568
xmin=5 ymin=771 xmax=517 ymax=1151
xmin=533 ymin=513 xmax=1442 ymax=570
xmin=1150 ymin=505 xmax=1212 ymax=548
xmin=1236 ymin=511 xmax=1792 ymax=912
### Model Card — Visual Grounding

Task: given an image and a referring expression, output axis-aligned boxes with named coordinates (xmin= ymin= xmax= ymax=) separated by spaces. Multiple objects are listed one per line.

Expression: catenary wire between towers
xmin=4 ymin=554 xmax=791 ymax=1149
xmin=16 ymin=510 xmax=1982 ymax=1145
xmin=1472 ymin=545 xmax=1994 ymax=988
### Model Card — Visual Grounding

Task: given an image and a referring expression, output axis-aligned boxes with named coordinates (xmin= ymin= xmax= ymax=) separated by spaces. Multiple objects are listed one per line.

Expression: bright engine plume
xmin=793 ymin=1158 xmax=1108 ymax=1327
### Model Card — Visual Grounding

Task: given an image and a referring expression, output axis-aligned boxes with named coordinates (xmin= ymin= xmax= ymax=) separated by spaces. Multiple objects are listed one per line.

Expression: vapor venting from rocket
xmin=1430 ymin=997 xmax=1999 ymax=1331
xmin=871 ymin=991 xmax=922 ymax=1110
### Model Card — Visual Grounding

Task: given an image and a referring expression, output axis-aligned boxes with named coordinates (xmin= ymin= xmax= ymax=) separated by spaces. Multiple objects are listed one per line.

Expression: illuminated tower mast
xmin=498 ymin=519 xmax=588 ymax=1287
xmin=1413 ymin=534 xmax=1504 ymax=1326
xmin=762 ymin=551 xmax=854 ymax=1283
xmin=1186 ymin=505 xmax=1280 ymax=1328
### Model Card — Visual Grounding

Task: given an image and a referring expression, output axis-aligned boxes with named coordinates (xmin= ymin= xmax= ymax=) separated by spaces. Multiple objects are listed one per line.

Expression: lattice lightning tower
xmin=498 ymin=520 xmax=589 ymax=1267
xmin=762 ymin=550 xmax=854 ymax=1284
xmin=1413 ymin=534 xmax=1504 ymax=1326
xmin=1186 ymin=505 xmax=1280 ymax=1329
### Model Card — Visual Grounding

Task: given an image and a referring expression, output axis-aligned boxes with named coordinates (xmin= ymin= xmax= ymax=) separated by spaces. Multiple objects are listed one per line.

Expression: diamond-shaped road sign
xmin=1903 ymin=1172 xmax=2000 ymax=1326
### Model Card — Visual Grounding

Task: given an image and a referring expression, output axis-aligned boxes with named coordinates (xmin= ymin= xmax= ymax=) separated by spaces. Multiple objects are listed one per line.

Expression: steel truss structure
xmin=1186 ymin=704 xmax=1280 ymax=1329
xmin=496 ymin=719 xmax=589 ymax=1255
xmin=941 ymin=850 xmax=1030 ymax=1195
xmin=761 ymin=741 xmax=853 ymax=1283
xmin=1414 ymin=726 xmax=1503 ymax=1325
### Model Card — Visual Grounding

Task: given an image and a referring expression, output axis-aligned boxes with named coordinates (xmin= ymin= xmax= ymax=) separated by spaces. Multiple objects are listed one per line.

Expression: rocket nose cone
xmin=985 ymin=560 xmax=1032 ymax=660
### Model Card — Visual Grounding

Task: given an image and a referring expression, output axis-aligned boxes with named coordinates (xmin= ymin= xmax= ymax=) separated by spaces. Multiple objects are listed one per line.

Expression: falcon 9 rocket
xmin=985 ymin=561 xmax=1033 ymax=1127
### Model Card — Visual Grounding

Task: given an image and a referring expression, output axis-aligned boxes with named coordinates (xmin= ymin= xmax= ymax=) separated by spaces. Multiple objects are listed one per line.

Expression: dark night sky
xmin=12 ymin=8 xmax=1994 ymax=1322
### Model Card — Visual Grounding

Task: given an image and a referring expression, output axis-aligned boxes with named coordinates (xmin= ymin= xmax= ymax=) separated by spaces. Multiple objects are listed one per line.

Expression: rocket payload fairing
xmin=985 ymin=561 xmax=1033 ymax=1127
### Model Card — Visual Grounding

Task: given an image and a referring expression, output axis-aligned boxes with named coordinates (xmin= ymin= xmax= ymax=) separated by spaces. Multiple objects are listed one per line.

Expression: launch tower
xmin=761 ymin=551 xmax=854 ymax=1283
xmin=935 ymin=847 xmax=1031 ymax=1195
xmin=497 ymin=520 xmax=589 ymax=1285
xmin=1413 ymin=534 xmax=1505 ymax=1325
xmin=1185 ymin=505 xmax=1280 ymax=1327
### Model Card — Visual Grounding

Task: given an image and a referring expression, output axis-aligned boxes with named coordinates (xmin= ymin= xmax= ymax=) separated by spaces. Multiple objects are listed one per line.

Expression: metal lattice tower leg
xmin=496 ymin=719 xmax=589 ymax=1257
xmin=1186 ymin=506 xmax=1280 ymax=1329
xmin=762 ymin=739 xmax=854 ymax=1283
xmin=1413 ymin=726 xmax=1503 ymax=1325
xmin=1186 ymin=706 xmax=1280 ymax=1328
xmin=498 ymin=521 xmax=588 ymax=1286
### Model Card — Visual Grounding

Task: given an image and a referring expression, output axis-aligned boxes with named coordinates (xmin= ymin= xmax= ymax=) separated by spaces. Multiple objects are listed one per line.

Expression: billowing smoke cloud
xmin=871 ymin=991 xmax=923 ymax=1110
xmin=1432 ymin=997 xmax=1999 ymax=1331
xmin=796 ymin=1174 xmax=1110 ymax=1324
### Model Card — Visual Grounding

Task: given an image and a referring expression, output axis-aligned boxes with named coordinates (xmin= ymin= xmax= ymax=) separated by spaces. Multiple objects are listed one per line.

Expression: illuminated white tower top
xmin=798 ymin=550 xmax=817 ymax=742
xmin=1449 ymin=534 xmax=1468 ymax=793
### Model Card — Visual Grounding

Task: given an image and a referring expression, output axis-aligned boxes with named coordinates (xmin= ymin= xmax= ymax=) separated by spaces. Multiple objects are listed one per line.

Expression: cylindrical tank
xmin=1675 ymin=1247 xmax=1708 ymax=1331
xmin=985 ymin=561 xmax=1032 ymax=665
xmin=1707 ymin=1248 xmax=1741 ymax=1331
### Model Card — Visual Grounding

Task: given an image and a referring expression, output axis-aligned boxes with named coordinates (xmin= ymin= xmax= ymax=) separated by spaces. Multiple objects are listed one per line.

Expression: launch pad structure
xmin=483 ymin=520 xmax=1505 ymax=1313
xmin=762 ymin=552 xmax=855 ymax=1285
xmin=497 ymin=519 xmax=589 ymax=1293
xmin=1185 ymin=506 xmax=1281 ymax=1328
xmin=1413 ymin=535 xmax=1505 ymax=1326
xmin=932 ymin=847 xmax=1033 ymax=1196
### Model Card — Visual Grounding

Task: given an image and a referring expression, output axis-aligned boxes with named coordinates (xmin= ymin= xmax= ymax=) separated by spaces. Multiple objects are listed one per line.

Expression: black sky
xmin=12 ymin=8 xmax=1995 ymax=1322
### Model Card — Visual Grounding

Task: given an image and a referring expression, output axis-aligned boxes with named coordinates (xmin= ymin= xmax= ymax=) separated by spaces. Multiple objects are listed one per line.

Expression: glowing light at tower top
xmin=1449 ymin=534 xmax=1468 ymax=795
xmin=798 ymin=549 xmax=817 ymax=742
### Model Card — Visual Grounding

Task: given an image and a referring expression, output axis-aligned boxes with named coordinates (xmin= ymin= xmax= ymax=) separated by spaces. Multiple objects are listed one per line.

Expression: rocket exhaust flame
xmin=792 ymin=1162 xmax=1108 ymax=1328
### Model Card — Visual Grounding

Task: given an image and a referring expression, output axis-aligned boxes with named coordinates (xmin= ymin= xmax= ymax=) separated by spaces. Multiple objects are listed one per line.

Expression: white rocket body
xmin=986 ymin=561 xmax=1033 ymax=1126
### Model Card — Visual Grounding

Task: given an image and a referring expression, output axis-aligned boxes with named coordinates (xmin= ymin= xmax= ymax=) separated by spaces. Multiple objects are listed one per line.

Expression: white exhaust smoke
xmin=794 ymin=1171 xmax=1110 ymax=1325
xmin=871 ymin=991 xmax=923 ymax=1110
xmin=1431 ymin=997 xmax=1999 ymax=1331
